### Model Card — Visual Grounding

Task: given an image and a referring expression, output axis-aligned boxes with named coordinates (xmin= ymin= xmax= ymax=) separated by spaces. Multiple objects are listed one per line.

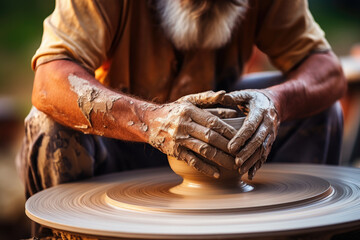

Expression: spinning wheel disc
xmin=26 ymin=164 xmax=360 ymax=239
xmin=105 ymin=171 xmax=331 ymax=212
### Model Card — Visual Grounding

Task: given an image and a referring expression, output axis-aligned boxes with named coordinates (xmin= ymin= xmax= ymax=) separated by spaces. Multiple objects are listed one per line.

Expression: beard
xmin=155 ymin=0 xmax=248 ymax=50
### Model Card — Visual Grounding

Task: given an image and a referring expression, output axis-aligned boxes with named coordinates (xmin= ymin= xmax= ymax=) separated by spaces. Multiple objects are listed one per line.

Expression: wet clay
xmin=167 ymin=117 xmax=245 ymax=194
xmin=177 ymin=90 xmax=226 ymax=107
xmin=68 ymin=74 xmax=121 ymax=127
xmin=140 ymin=123 xmax=148 ymax=132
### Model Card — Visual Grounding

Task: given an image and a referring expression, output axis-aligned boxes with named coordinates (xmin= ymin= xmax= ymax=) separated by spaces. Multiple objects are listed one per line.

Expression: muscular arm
xmin=33 ymin=59 xmax=150 ymax=142
xmin=221 ymin=51 xmax=347 ymax=178
xmin=266 ymin=51 xmax=347 ymax=122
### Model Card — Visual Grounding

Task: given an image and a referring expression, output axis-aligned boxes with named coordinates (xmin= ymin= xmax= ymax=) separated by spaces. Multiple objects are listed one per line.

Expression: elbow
xmin=339 ymin=69 xmax=348 ymax=99
xmin=31 ymin=89 xmax=47 ymax=113
xmin=333 ymin=57 xmax=348 ymax=100
xmin=326 ymin=51 xmax=347 ymax=101
xmin=31 ymin=67 xmax=51 ymax=113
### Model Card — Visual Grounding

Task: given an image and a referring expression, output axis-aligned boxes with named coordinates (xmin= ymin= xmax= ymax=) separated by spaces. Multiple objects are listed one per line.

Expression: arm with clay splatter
xmin=33 ymin=60 xmax=152 ymax=142
xmin=33 ymin=59 xmax=238 ymax=178
xmin=219 ymin=51 xmax=346 ymax=179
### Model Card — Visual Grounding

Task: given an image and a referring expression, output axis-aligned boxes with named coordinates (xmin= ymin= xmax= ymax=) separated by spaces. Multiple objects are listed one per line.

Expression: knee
xmin=19 ymin=107 xmax=96 ymax=194
xmin=38 ymin=130 xmax=95 ymax=186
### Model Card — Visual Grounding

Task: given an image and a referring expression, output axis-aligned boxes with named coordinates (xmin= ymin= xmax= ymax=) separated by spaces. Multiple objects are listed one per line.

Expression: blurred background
xmin=0 ymin=0 xmax=359 ymax=239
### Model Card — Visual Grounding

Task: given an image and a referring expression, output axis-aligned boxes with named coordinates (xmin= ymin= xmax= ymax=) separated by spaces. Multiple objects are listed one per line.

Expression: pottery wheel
xmin=26 ymin=164 xmax=360 ymax=239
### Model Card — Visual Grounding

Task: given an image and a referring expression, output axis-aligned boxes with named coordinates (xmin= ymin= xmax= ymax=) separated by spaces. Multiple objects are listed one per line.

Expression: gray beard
xmin=155 ymin=0 xmax=248 ymax=50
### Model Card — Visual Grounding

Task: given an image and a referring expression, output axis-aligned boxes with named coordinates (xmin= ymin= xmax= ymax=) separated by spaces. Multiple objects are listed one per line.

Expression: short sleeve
xmin=255 ymin=0 xmax=330 ymax=72
xmin=31 ymin=0 xmax=123 ymax=73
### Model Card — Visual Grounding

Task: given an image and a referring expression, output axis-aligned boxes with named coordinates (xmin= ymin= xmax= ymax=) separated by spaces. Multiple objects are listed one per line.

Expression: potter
xmin=19 ymin=1 xmax=347 ymax=238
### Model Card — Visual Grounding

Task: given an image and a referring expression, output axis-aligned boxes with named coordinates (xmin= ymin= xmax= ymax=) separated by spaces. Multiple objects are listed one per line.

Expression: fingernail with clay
xmin=250 ymin=170 xmax=256 ymax=180
xmin=213 ymin=172 xmax=220 ymax=179
xmin=228 ymin=142 xmax=237 ymax=153
xmin=235 ymin=157 xmax=243 ymax=166
xmin=238 ymin=167 xmax=245 ymax=175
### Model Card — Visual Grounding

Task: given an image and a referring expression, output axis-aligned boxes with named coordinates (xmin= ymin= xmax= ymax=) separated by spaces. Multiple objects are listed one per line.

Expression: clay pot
xmin=168 ymin=117 xmax=252 ymax=195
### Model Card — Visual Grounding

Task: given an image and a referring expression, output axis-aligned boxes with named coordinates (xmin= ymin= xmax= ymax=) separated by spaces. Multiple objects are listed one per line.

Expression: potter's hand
xmin=146 ymin=91 xmax=237 ymax=178
xmin=221 ymin=90 xmax=280 ymax=179
xmin=178 ymin=91 xmax=238 ymax=119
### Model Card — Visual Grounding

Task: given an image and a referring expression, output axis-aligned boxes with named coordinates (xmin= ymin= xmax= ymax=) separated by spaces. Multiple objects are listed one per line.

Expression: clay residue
xmin=74 ymin=124 xmax=89 ymax=130
xmin=177 ymin=90 xmax=228 ymax=107
xmin=140 ymin=123 xmax=148 ymax=132
xmin=68 ymin=74 xmax=121 ymax=127
xmin=147 ymin=104 xmax=183 ymax=154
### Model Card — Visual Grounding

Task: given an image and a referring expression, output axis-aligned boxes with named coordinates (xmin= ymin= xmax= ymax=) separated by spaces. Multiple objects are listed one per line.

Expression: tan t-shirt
xmin=32 ymin=0 xmax=330 ymax=103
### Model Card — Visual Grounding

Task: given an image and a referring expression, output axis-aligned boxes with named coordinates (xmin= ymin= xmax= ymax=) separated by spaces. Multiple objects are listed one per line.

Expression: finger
xmin=189 ymin=108 xmax=237 ymax=140
xmin=205 ymin=108 xmax=238 ymax=119
xmin=248 ymin=160 xmax=262 ymax=180
xmin=178 ymin=90 xmax=225 ymax=107
xmin=238 ymin=147 xmax=261 ymax=176
xmin=234 ymin=123 xmax=269 ymax=166
xmin=247 ymin=134 xmax=274 ymax=180
xmin=178 ymin=137 xmax=236 ymax=170
xmin=184 ymin=122 xmax=230 ymax=153
xmin=228 ymin=110 xmax=264 ymax=154
xmin=177 ymin=146 xmax=220 ymax=178
xmin=262 ymin=133 xmax=275 ymax=159
xmin=221 ymin=91 xmax=253 ymax=106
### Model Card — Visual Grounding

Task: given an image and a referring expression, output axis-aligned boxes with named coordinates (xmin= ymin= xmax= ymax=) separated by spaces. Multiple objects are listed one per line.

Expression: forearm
xmin=32 ymin=60 xmax=152 ymax=142
xmin=265 ymin=51 xmax=347 ymax=122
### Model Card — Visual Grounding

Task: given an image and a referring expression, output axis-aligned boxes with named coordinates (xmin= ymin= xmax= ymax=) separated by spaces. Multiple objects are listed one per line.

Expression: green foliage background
xmin=0 ymin=1 xmax=54 ymax=116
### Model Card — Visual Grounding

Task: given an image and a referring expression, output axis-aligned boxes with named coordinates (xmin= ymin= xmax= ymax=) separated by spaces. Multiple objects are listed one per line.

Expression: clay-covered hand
xmin=178 ymin=91 xmax=239 ymax=119
xmin=146 ymin=91 xmax=237 ymax=178
xmin=221 ymin=90 xmax=280 ymax=179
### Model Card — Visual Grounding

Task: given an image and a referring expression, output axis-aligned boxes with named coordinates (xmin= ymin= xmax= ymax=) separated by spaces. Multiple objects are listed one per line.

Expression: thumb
xmin=177 ymin=90 xmax=226 ymax=107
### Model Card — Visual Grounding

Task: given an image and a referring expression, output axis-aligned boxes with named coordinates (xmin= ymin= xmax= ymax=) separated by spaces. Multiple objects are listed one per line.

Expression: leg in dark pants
xmin=17 ymin=108 xmax=168 ymax=198
xmin=229 ymin=72 xmax=344 ymax=165
xmin=16 ymin=107 xmax=167 ymax=237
